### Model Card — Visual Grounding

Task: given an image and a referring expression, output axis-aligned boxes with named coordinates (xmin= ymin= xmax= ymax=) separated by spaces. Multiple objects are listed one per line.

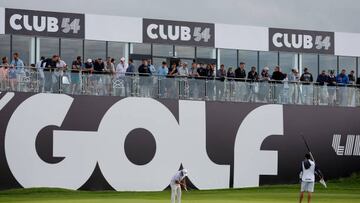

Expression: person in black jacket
xmin=271 ymin=66 xmax=285 ymax=82
xmin=235 ymin=62 xmax=246 ymax=80
xmin=247 ymin=66 xmax=259 ymax=81
xmin=316 ymin=70 xmax=328 ymax=104
xmin=271 ymin=66 xmax=285 ymax=103
xmin=327 ymin=70 xmax=337 ymax=105
xmin=138 ymin=59 xmax=151 ymax=76
xmin=300 ymin=68 xmax=314 ymax=105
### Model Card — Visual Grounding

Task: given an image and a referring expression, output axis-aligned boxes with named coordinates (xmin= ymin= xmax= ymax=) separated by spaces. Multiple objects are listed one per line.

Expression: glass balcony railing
xmin=0 ymin=66 xmax=360 ymax=107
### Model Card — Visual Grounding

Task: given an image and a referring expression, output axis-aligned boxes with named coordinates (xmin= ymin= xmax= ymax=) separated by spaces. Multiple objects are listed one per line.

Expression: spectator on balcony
xmin=206 ymin=64 xmax=214 ymax=78
xmin=260 ymin=67 xmax=270 ymax=81
xmin=189 ymin=63 xmax=200 ymax=78
xmin=0 ymin=56 xmax=9 ymax=90
xmin=235 ymin=62 xmax=246 ymax=80
xmin=70 ymin=56 xmax=83 ymax=94
xmin=217 ymin=64 xmax=227 ymax=81
xmin=138 ymin=59 xmax=151 ymax=76
xmin=35 ymin=56 xmax=46 ymax=92
xmin=158 ymin=61 xmax=169 ymax=77
xmin=126 ymin=59 xmax=135 ymax=76
xmin=336 ymin=69 xmax=349 ymax=85
xmin=300 ymin=68 xmax=314 ymax=84
xmin=94 ymin=58 xmax=105 ymax=73
xmin=227 ymin=67 xmax=235 ymax=78
xmin=10 ymin=52 xmax=25 ymax=73
xmin=348 ymin=70 xmax=356 ymax=106
xmin=104 ymin=57 xmax=115 ymax=77
xmin=271 ymin=66 xmax=286 ymax=103
xmin=102 ymin=57 xmax=115 ymax=95
xmin=316 ymin=70 xmax=328 ymax=104
xmin=148 ymin=59 xmax=157 ymax=75
xmin=178 ymin=62 xmax=189 ymax=77
xmin=116 ymin=57 xmax=128 ymax=78
xmin=84 ymin=59 xmax=94 ymax=73
xmin=247 ymin=66 xmax=259 ymax=81
xmin=197 ymin=63 xmax=207 ymax=78
xmin=336 ymin=69 xmax=349 ymax=106
xmin=348 ymin=70 xmax=356 ymax=85
xmin=316 ymin=70 xmax=328 ymax=86
xmin=300 ymin=68 xmax=314 ymax=105
xmin=327 ymin=70 xmax=337 ymax=105
xmin=54 ymin=56 xmax=67 ymax=93
xmin=168 ymin=62 xmax=178 ymax=76
xmin=271 ymin=66 xmax=286 ymax=82
xmin=288 ymin=68 xmax=300 ymax=104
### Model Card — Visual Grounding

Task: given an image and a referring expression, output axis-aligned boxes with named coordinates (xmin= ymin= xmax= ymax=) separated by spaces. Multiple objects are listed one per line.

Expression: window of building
xmin=61 ymin=38 xmax=83 ymax=66
xmin=12 ymin=35 xmax=35 ymax=66
xmin=239 ymin=50 xmax=258 ymax=70
xmin=259 ymin=51 xmax=277 ymax=73
xmin=339 ymin=56 xmax=356 ymax=75
xmin=279 ymin=52 xmax=298 ymax=75
xmin=219 ymin=49 xmax=237 ymax=69
xmin=319 ymin=54 xmax=337 ymax=74
xmin=84 ymin=40 xmax=106 ymax=61
xmin=38 ymin=37 xmax=59 ymax=60
xmin=196 ymin=47 xmax=216 ymax=59
xmin=0 ymin=35 xmax=11 ymax=60
xmin=130 ymin=43 xmax=151 ymax=55
xmin=153 ymin=44 xmax=173 ymax=57
xmin=108 ymin=41 xmax=128 ymax=61
xmin=300 ymin=53 xmax=318 ymax=77
xmin=175 ymin=46 xmax=195 ymax=59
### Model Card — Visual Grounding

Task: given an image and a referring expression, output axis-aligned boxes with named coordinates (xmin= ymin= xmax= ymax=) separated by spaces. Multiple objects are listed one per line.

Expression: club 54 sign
xmin=5 ymin=8 xmax=85 ymax=38
xmin=269 ymin=28 xmax=334 ymax=54
xmin=143 ymin=18 xmax=215 ymax=47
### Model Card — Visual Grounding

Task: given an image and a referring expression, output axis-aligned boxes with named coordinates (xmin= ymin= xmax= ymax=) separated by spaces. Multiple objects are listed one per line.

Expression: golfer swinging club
xmin=299 ymin=153 xmax=324 ymax=203
xmin=170 ymin=169 xmax=188 ymax=203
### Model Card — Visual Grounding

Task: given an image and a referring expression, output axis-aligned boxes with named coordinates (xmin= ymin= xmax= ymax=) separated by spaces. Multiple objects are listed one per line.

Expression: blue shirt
xmin=336 ymin=74 xmax=349 ymax=85
xmin=158 ymin=66 xmax=169 ymax=76
xmin=11 ymin=59 xmax=25 ymax=73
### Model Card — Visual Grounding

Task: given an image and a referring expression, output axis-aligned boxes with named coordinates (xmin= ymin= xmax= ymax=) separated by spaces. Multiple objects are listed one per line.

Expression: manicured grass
xmin=1 ymin=174 xmax=360 ymax=203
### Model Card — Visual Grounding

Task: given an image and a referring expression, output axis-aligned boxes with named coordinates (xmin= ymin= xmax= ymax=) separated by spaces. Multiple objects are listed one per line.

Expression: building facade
xmin=0 ymin=6 xmax=360 ymax=79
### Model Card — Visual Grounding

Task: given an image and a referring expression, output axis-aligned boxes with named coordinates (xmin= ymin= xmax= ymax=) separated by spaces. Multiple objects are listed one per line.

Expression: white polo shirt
xmin=171 ymin=171 xmax=186 ymax=185
xmin=301 ymin=160 xmax=315 ymax=182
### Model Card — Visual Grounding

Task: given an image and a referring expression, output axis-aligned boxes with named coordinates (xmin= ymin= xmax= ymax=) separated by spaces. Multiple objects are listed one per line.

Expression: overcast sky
xmin=1 ymin=0 xmax=360 ymax=33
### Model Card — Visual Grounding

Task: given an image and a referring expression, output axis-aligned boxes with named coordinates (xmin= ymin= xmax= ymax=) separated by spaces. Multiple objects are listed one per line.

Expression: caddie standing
xmin=170 ymin=169 xmax=188 ymax=203
xmin=299 ymin=153 xmax=324 ymax=203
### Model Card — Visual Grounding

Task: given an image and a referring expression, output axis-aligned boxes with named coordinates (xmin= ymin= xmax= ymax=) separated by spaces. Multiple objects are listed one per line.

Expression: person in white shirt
xmin=170 ymin=169 xmax=188 ymax=203
xmin=299 ymin=154 xmax=324 ymax=203
xmin=116 ymin=57 xmax=128 ymax=78
xmin=177 ymin=62 xmax=189 ymax=77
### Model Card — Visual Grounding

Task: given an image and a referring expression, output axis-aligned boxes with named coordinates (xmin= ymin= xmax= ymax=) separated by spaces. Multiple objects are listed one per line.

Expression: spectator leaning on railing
xmin=336 ymin=69 xmax=349 ymax=106
xmin=235 ymin=62 xmax=246 ymax=79
xmin=300 ymin=68 xmax=314 ymax=105
xmin=327 ymin=70 xmax=337 ymax=105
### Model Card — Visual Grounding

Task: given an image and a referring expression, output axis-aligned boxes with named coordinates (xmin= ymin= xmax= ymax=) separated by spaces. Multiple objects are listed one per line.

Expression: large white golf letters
xmin=4 ymin=94 xmax=283 ymax=191
xmin=5 ymin=94 xmax=98 ymax=189
xmin=233 ymin=105 xmax=284 ymax=188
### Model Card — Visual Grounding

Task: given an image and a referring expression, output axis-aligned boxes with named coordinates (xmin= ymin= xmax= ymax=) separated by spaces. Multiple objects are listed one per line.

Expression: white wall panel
xmin=215 ymin=23 xmax=268 ymax=51
xmin=85 ymin=14 xmax=142 ymax=43
xmin=335 ymin=32 xmax=360 ymax=57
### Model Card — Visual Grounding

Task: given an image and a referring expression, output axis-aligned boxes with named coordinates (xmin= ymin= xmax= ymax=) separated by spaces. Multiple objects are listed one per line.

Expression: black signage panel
xmin=143 ymin=18 xmax=215 ymax=47
xmin=269 ymin=28 xmax=334 ymax=54
xmin=5 ymin=8 xmax=85 ymax=38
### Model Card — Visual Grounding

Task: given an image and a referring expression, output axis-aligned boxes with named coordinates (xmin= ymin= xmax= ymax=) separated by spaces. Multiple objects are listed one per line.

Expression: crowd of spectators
xmin=0 ymin=52 xmax=359 ymax=105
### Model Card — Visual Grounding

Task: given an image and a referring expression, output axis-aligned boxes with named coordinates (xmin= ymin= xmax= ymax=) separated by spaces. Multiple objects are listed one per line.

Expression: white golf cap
xmin=182 ymin=169 xmax=188 ymax=177
xmin=87 ymin=58 xmax=92 ymax=63
xmin=120 ymin=57 xmax=125 ymax=61
xmin=263 ymin=66 xmax=269 ymax=71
